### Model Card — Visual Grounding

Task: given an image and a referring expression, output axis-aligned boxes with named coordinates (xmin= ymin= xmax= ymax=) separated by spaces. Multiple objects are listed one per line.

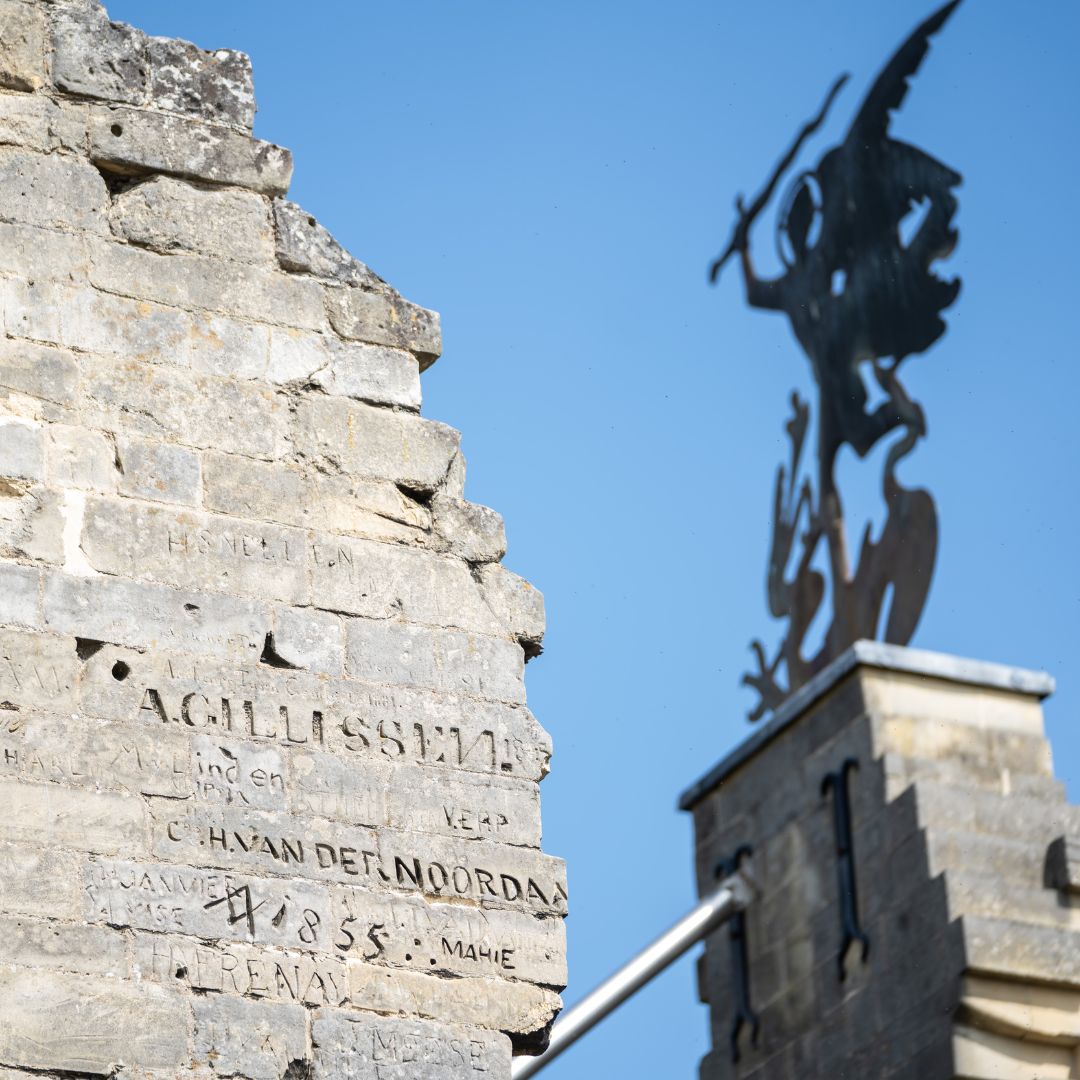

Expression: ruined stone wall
xmin=0 ymin=2 xmax=565 ymax=1076
xmin=683 ymin=644 xmax=1080 ymax=1080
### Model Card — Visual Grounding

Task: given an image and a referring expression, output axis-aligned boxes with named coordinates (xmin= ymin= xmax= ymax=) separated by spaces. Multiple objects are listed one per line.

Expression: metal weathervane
xmin=711 ymin=1 xmax=963 ymax=722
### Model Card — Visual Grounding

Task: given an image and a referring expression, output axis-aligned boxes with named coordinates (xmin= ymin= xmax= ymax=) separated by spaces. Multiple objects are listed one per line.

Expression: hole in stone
xmin=111 ymin=661 xmax=131 ymax=682
xmin=183 ymin=603 xmax=200 ymax=613
xmin=307 ymin=216 xmax=317 ymax=228
xmin=283 ymin=1061 xmax=313 ymax=1080
xmin=110 ymin=123 xmax=123 ymax=137
xmin=429 ymin=957 xmax=437 ymax=966
xmin=75 ymin=637 xmax=106 ymax=662
xmin=0 ymin=701 xmax=19 ymax=712
xmin=396 ymin=483 xmax=434 ymax=509
xmin=260 ymin=632 xmax=302 ymax=670
xmin=174 ymin=965 xmax=187 ymax=979
xmin=404 ymin=953 xmax=412 ymax=962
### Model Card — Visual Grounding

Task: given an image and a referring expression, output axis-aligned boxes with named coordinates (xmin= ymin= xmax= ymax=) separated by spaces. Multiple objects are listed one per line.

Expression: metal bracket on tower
xmin=821 ymin=757 xmax=870 ymax=980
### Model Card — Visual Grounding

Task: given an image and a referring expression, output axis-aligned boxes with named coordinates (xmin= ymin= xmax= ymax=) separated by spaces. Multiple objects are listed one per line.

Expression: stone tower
xmin=683 ymin=643 xmax=1080 ymax=1079
xmin=0 ymin=2 xmax=566 ymax=1076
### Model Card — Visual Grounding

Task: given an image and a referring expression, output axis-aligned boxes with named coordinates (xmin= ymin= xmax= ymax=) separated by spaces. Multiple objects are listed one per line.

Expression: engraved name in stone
xmin=152 ymin=804 xmax=568 ymax=915
xmin=81 ymin=647 xmax=550 ymax=779
xmin=0 ymin=630 xmax=78 ymax=713
xmin=85 ymin=859 xmax=334 ymax=951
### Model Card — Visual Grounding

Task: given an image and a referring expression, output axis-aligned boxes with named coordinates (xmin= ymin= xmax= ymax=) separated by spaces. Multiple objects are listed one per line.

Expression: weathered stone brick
xmin=193 ymin=994 xmax=308 ymax=1080
xmin=0 ymin=92 xmax=85 ymax=151
xmin=477 ymin=563 xmax=546 ymax=653
xmin=0 ymin=776 xmax=145 ymax=854
xmin=115 ymin=436 xmax=200 ymax=505
xmin=0 ymin=1 xmax=47 ymax=92
xmin=326 ymin=283 xmax=442 ymax=367
xmin=89 ymin=104 xmax=292 ymax=196
xmin=189 ymin=309 xmax=271 ymax=379
xmin=288 ymin=747 xmax=386 ymax=827
xmin=0 ymin=968 xmax=188 ymax=1075
xmin=0 ymin=562 xmax=40 ymax=627
xmin=0 ymin=338 xmax=79 ymax=406
xmin=43 ymin=571 xmax=271 ymax=662
xmin=50 ymin=2 xmax=149 ymax=104
xmin=310 ymin=533 xmax=498 ymax=633
xmin=191 ymin=733 xmax=287 ymax=810
xmin=346 ymin=617 xmax=526 ymax=704
xmin=0 ymin=914 xmax=128 ymax=975
xmin=0 ymin=415 xmax=43 ymax=480
xmin=385 ymin=766 xmax=541 ymax=848
xmin=90 ymin=241 xmax=325 ymax=330
xmin=0 ymin=146 xmax=108 ymax=234
xmin=346 ymin=962 xmax=561 ymax=1038
xmin=311 ymin=1011 xmax=511 ymax=1079
xmin=295 ymin=394 xmax=459 ymax=493
xmin=80 ymin=496 xmax=310 ymax=603
xmin=45 ymin=424 xmax=117 ymax=491
xmin=273 ymin=199 xmax=379 ymax=286
xmin=0 ymin=626 xmax=76 ymax=708
xmin=0 ymin=840 xmax=81 ymax=918
xmin=147 ymin=36 xmax=256 ymax=129
xmin=77 ymin=353 xmax=289 ymax=458
xmin=0 ymin=481 xmax=64 ymax=563
xmin=271 ymin=604 xmax=344 ymax=675
xmin=109 ymin=174 xmax=273 ymax=262
xmin=431 ymin=493 xmax=507 ymax=563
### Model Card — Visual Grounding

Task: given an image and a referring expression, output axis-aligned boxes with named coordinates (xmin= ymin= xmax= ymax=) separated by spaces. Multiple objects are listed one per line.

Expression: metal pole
xmin=510 ymin=869 xmax=756 ymax=1079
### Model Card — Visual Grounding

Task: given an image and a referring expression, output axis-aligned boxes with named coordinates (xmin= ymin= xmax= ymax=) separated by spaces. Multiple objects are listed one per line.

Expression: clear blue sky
xmin=107 ymin=1 xmax=1080 ymax=1075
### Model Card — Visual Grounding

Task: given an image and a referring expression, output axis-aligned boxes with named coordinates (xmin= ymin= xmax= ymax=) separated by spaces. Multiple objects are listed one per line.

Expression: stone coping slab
xmin=677 ymin=640 xmax=1055 ymax=811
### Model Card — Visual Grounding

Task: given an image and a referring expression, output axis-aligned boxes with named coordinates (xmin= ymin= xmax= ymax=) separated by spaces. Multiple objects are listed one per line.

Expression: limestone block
xmin=46 ymin=424 xmax=117 ymax=491
xmin=289 ymin=746 xmax=387 ymax=827
xmin=0 ymin=220 xmax=91 ymax=283
xmin=0 ymin=415 xmax=43 ymax=479
xmin=78 ymin=354 xmax=290 ymax=458
xmin=0 ymin=561 xmax=40 ymax=627
xmin=961 ymin=915 xmax=1080 ymax=986
xmin=384 ymin=765 xmax=542 ymax=848
xmin=431 ymin=493 xmax=507 ymax=563
xmin=306 ymin=475 xmax=432 ymax=541
xmin=0 ymin=776 xmax=145 ymax=854
xmin=0 ymin=627 xmax=76 ymax=710
xmin=0 ymin=713 xmax=191 ymax=797
xmin=201 ymin=451 xmax=308 ymax=526
xmin=0 ymin=92 xmax=85 ymax=151
xmin=3 ymin=280 xmax=195 ymax=367
xmin=0 ymin=914 xmax=128 ymax=975
xmin=0 ymin=339 xmax=78 ymax=406
xmin=309 ymin=534 xmax=500 ymax=633
xmin=268 ymin=326 xmax=421 ymax=409
xmin=90 ymin=104 xmax=293 ymax=196
xmin=189 ymin=310 xmax=271 ymax=379
xmin=326 ymin=283 xmax=442 ymax=367
xmin=477 ymin=563 xmax=546 ymax=653
xmin=295 ymin=394 xmax=459 ymax=493
xmin=0 ymin=839 xmax=81 ymax=918
xmin=0 ymin=482 xmax=64 ymax=562
xmin=147 ymin=36 xmax=256 ymax=129
xmin=85 ymin=858 xmax=336 ymax=951
xmin=138 ymin=934 xmax=349 ymax=1007
xmin=346 ymin=617 xmax=526 ymax=704
xmin=0 ymin=1 xmax=47 ymax=91
xmin=90 ymin=241 xmax=326 ymax=330
xmin=50 ymin=3 xmax=149 ymax=104
xmin=110 ymin=174 xmax=273 ymax=262
xmin=312 ymin=341 xmax=422 ymax=410
xmin=271 ymin=604 xmax=344 ymax=675
xmin=346 ymin=962 xmax=561 ymax=1037
xmin=444 ymin=449 xmax=467 ymax=498
xmin=0 ymin=146 xmax=108 ymax=234
xmin=43 ymin=571 xmax=271 ymax=661
xmin=0 ymin=968 xmax=188 ymax=1075
xmin=311 ymin=1011 xmax=511 ymax=1079
xmin=115 ymin=436 xmax=200 ymax=505
xmin=273 ymin=199 xmax=380 ymax=286
xmin=193 ymin=995 xmax=309 ymax=1080
xmin=341 ymin=886 xmax=568 ymax=987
